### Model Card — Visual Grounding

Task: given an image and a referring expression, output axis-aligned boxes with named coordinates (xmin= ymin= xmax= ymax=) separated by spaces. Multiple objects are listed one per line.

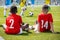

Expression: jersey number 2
xmin=9 ymin=19 xmax=14 ymax=29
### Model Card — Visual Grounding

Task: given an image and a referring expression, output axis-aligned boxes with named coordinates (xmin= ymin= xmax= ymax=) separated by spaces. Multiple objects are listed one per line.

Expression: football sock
xmin=4 ymin=9 xmax=6 ymax=17
xmin=20 ymin=10 xmax=24 ymax=16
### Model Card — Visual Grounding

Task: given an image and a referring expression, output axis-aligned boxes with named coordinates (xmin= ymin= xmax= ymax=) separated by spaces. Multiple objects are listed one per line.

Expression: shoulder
xmin=38 ymin=13 xmax=44 ymax=17
xmin=48 ymin=13 xmax=52 ymax=17
xmin=16 ymin=15 xmax=22 ymax=18
xmin=6 ymin=16 xmax=11 ymax=20
xmin=48 ymin=13 xmax=52 ymax=16
xmin=6 ymin=15 xmax=11 ymax=18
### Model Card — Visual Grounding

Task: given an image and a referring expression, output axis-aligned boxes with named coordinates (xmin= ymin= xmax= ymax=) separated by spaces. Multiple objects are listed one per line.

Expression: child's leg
xmin=2 ymin=24 xmax=7 ymax=30
xmin=4 ymin=8 xmax=6 ymax=17
xmin=4 ymin=5 xmax=8 ymax=17
xmin=22 ymin=23 xmax=30 ymax=32
xmin=20 ymin=10 xmax=24 ymax=16
xmin=20 ymin=6 xmax=27 ymax=16
xmin=24 ymin=24 xmax=30 ymax=32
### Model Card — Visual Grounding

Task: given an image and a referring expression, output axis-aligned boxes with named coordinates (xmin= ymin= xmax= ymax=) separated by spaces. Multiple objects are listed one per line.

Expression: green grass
xmin=0 ymin=6 xmax=60 ymax=40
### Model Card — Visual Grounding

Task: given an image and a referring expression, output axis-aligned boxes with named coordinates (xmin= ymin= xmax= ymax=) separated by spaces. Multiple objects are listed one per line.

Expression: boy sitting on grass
xmin=2 ymin=6 xmax=29 ymax=34
xmin=37 ymin=5 xmax=54 ymax=33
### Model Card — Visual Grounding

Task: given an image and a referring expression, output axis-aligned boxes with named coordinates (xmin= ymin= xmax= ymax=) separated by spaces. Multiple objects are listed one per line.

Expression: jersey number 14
xmin=41 ymin=20 xmax=48 ymax=29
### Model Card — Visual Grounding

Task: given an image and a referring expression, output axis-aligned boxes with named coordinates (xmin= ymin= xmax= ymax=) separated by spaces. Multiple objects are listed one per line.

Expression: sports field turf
xmin=0 ymin=6 xmax=60 ymax=40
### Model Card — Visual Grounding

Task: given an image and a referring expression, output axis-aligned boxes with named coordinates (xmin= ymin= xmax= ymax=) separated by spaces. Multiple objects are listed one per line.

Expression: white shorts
xmin=18 ymin=28 xmax=23 ymax=34
xmin=2 ymin=24 xmax=23 ymax=34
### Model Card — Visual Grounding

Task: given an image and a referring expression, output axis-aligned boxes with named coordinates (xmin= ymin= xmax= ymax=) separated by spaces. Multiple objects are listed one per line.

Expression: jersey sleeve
xmin=38 ymin=15 xmax=41 ymax=23
xmin=6 ymin=18 xmax=8 ymax=26
xmin=49 ymin=14 xmax=53 ymax=22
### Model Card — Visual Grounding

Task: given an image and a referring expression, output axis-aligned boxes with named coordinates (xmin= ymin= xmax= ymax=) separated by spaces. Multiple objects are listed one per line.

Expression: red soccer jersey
xmin=5 ymin=14 xmax=22 ymax=34
xmin=38 ymin=13 xmax=53 ymax=32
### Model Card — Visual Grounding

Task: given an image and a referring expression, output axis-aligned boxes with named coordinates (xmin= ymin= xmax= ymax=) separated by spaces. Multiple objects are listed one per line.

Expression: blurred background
xmin=0 ymin=0 xmax=60 ymax=6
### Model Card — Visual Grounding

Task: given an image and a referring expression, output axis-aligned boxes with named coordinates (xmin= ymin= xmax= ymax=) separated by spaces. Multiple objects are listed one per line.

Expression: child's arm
xmin=50 ymin=22 xmax=54 ymax=33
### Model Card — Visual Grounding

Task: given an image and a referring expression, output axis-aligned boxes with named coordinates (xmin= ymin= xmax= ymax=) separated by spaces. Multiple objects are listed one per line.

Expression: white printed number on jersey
xmin=41 ymin=20 xmax=48 ymax=29
xmin=9 ymin=19 xmax=14 ymax=29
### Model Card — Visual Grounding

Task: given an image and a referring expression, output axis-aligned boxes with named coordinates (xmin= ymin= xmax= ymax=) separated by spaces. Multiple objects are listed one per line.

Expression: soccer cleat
xmin=4 ymin=16 xmax=6 ymax=17
xmin=2 ymin=24 xmax=7 ymax=30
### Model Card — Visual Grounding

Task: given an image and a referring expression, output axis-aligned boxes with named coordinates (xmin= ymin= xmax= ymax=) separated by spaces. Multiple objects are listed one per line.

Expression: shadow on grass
xmin=0 ymin=25 xmax=3 ymax=27
xmin=26 ymin=16 xmax=33 ymax=17
xmin=42 ymin=31 xmax=60 ymax=34
xmin=54 ymin=32 xmax=60 ymax=34
xmin=7 ymin=32 xmax=32 ymax=36
xmin=18 ymin=33 xmax=29 ymax=36
xmin=17 ymin=32 xmax=32 ymax=36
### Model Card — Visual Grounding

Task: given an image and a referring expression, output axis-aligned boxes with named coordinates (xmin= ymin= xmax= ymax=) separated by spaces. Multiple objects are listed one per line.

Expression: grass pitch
xmin=0 ymin=6 xmax=60 ymax=40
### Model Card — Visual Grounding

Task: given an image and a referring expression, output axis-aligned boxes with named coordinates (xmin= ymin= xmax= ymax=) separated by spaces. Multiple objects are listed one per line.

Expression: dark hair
xmin=10 ymin=6 xmax=17 ymax=14
xmin=42 ymin=5 xmax=50 ymax=11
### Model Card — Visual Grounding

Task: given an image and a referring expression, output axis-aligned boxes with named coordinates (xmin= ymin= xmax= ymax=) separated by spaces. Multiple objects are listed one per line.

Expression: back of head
xmin=42 ymin=5 xmax=50 ymax=11
xmin=42 ymin=5 xmax=50 ymax=14
xmin=10 ymin=6 xmax=17 ymax=14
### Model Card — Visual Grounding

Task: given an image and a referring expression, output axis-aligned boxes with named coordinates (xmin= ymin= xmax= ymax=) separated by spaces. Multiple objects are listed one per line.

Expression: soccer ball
xmin=29 ymin=12 xmax=33 ymax=17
